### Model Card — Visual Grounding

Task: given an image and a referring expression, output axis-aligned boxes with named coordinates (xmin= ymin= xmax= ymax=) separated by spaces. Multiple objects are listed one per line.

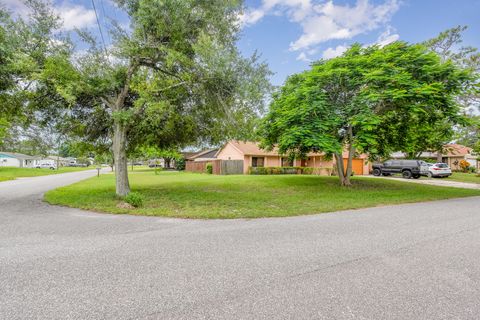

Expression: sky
xmin=3 ymin=0 xmax=480 ymax=86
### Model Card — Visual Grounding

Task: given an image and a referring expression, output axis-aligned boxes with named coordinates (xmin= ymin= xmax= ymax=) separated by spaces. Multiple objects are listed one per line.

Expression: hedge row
xmin=248 ymin=166 xmax=333 ymax=175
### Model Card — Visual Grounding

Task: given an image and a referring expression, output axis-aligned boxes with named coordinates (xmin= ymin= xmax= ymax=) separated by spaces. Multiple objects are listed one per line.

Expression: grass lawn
xmin=44 ymin=171 xmax=480 ymax=219
xmin=0 ymin=166 xmax=93 ymax=181
xmin=444 ymin=172 xmax=480 ymax=184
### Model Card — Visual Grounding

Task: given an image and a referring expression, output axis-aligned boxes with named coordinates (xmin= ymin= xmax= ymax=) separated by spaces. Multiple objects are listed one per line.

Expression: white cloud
xmin=55 ymin=3 xmax=96 ymax=31
xmin=2 ymin=0 xmax=96 ymax=31
xmin=239 ymin=9 xmax=266 ymax=26
xmin=1 ymin=0 xmax=30 ymax=16
xmin=296 ymin=52 xmax=311 ymax=62
xmin=290 ymin=0 xmax=400 ymax=51
xmin=375 ymin=26 xmax=400 ymax=47
xmin=321 ymin=44 xmax=348 ymax=59
xmin=241 ymin=0 xmax=400 ymax=60
xmin=363 ymin=26 xmax=400 ymax=48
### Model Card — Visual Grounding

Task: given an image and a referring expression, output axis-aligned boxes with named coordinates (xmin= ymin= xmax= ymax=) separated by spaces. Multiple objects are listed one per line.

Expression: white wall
xmin=0 ymin=158 xmax=21 ymax=167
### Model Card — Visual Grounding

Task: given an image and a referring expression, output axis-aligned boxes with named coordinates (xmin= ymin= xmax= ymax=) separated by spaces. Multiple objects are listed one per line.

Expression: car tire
xmin=402 ymin=170 xmax=412 ymax=179
xmin=412 ymin=174 xmax=420 ymax=179
xmin=427 ymin=172 xmax=433 ymax=178
xmin=373 ymin=168 xmax=381 ymax=176
xmin=382 ymin=173 xmax=391 ymax=176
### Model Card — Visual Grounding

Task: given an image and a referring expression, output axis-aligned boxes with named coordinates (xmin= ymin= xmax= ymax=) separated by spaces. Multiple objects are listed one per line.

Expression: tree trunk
xmin=335 ymin=152 xmax=351 ymax=186
xmin=111 ymin=61 xmax=137 ymax=197
xmin=113 ymin=120 xmax=130 ymax=197
xmin=436 ymin=151 xmax=442 ymax=163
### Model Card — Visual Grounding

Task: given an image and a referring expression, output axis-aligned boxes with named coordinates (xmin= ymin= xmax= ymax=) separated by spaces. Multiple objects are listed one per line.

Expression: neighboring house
xmin=390 ymin=144 xmax=478 ymax=171
xmin=185 ymin=141 xmax=369 ymax=175
xmin=442 ymin=144 xmax=477 ymax=170
xmin=46 ymin=155 xmax=70 ymax=167
xmin=0 ymin=152 xmax=40 ymax=168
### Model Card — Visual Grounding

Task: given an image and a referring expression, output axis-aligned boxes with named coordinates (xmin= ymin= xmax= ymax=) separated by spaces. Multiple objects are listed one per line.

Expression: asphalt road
xmin=1 ymin=171 xmax=480 ymax=319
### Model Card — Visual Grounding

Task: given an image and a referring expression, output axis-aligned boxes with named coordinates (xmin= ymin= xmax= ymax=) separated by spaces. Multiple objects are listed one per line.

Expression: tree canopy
xmin=24 ymin=0 xmax=272 ymax=196
xmin=260 ymin=42 xmax=471 ymax=186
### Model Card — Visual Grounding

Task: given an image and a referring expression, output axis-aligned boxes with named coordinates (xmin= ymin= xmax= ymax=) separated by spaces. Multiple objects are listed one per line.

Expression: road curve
xmin=1 ymin=171 xmax=480 ymax=319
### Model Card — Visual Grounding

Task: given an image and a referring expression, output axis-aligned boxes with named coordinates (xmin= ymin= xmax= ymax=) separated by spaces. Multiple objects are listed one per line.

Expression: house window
xmin=252 ymin=157 xmax=264 ymax=167
xmin=281 ymin=157 xmax=293 ymax=167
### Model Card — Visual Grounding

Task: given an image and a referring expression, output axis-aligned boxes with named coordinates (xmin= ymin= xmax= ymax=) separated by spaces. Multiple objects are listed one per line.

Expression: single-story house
xmin=46 ymin=155 xmax=71 ymax=167
xmin=185 ymin=141 xmax=369 ymax=175
xmin=0 ymin=152 xmax=41 ymax=168
xmin=442 ymin=144 xmax=477 ymax=170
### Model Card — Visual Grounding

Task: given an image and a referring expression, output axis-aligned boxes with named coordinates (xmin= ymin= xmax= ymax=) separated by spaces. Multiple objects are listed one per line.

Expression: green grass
xmin=0 ymin=166 xmax=92 ymax=181
xmin=445 ymin=172 xmax=480 ymax=184
xmin=44 ymin=171 xmax=480 ymax=219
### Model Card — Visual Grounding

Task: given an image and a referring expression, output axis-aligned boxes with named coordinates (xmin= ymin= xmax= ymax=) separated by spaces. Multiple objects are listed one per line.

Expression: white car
xmin=36 ymin=163 xmax=57 ymax=170
xmin=427 ymin=163 xmax=452 ymax=178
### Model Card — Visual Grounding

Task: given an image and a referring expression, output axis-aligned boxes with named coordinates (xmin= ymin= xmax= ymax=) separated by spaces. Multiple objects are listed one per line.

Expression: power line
xmin=91 ymin=0 xmax=108 ymax=57
xmin=98 ymin=0 xmax=111 ymax=44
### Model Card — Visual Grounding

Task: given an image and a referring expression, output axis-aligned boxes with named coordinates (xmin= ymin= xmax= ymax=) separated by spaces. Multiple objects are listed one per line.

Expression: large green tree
xmin=260 ymin=43 xmax=469 ymax=186
xmin=0 ymin=1 xmax=73 ymax=150
xmin=63 ymin=0 xmax=271 ymax=196
xmin=424 ymin=26 xmax=480 ymax=158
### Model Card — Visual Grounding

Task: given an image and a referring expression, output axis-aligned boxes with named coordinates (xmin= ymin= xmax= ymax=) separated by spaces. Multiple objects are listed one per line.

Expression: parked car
xmin=426 ymin=163 xmax=452 ymax=178
xmin=372 ymin=160 xmax=429 ymax=179
xmin=36 ymin=163 xmax=56 ymax=170
xmin=148 ymin=163 xmax=162 ymax=168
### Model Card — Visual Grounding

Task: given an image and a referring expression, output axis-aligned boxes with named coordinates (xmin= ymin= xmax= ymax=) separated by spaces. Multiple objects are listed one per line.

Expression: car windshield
xmin=435 ymin=163 xmax=448 ymax=168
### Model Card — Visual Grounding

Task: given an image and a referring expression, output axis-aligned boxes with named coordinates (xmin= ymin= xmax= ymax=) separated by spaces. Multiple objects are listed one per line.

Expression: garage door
xmin=343 ymin=159 xmax=364 ymax=175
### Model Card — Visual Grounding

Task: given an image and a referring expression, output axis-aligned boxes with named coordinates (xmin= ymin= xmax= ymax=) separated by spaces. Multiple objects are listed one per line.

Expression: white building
xmin=0 ymin=152 xmax=41 ymax=168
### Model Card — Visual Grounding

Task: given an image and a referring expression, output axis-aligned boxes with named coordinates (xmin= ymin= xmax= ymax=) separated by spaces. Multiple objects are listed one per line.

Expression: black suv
xmin=372 ymin=160 xmax=429 ymax=179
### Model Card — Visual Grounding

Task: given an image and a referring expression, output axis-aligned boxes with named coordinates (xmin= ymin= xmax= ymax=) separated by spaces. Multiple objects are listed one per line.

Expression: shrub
xmin=302 ymin=167 xmax=314 ymax=175
xmin=248 ymin=166 xmax=318 ymax=175
xmin=175 ymin=157 xmax=186 ymax=171
xmin=124 ymin=192 xmax=144 ymax=208
xmin=459 ymin=160 xmax=471 ymax=172
xmin=205 ymin=163 xmax=213 ymax=174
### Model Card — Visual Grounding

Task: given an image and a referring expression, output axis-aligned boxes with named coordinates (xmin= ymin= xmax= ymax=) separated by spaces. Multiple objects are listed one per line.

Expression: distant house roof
xmin=47 ymin=155 xmax=70 ymax=161
xmin=225 ymin=141 xmax=281 ymax=156
xmin=0 ymin=151 xmax=39 ymax=160
xmin=390 ymin=151 xmax=438 ymax=159
xmin=443 ymin=144 xmax=472 ymax=156
xmin=181 ymin=152 xmax=198 ymax=160
xmin=188 ymin=149 xmax=219 ymax=160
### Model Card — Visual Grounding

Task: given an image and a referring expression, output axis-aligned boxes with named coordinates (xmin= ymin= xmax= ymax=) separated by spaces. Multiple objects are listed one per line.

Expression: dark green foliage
xmin=124 ymin=192 xmax=144 ymax=208
xmin=248 ymin=166 xmax=315 ymax=175
xmin=175 ymin=158 xmax=186 ymax=171
xmin=206 ymin=163 xmax=213 ymax=174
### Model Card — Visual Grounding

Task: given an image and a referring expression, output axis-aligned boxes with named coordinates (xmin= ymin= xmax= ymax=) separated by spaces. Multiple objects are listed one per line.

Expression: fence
xmin=185 ymin=160 xmax=243 ymax=175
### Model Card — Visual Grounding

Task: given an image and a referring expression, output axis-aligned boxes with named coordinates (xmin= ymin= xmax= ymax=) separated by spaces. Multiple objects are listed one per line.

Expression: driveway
xmin=366 ymin=175 xmax=480 ymax=190
xmin=1 ymin=172 xmax=480 ymax=319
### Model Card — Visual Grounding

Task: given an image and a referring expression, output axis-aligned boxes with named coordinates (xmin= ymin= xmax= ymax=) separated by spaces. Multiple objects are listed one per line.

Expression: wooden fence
xmin=220 ymin=160 xmax=243 ymax=175
xmin=185 ymin=160 xmax=243 ymax=175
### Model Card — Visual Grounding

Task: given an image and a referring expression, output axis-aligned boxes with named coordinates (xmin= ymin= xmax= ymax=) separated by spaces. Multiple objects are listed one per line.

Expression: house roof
xmin=0 ymin=151 xmax=39 ymax=160
xmin=390 ymin=151 xmax=438 ymax=159
xmin=47 ymin=155 xmax=70 ymax=161
xmin=225 ymin=141 xmax=281 ymax=156
xmin=188 ymin=149 xmax=219 ymax=160
xmin=443 ymin=144 xmax=472 ymax=156
xmin=219 ymin=141 xmax=368 ymax=159
xmin=181 ymin=152 xmax=198 ymax=159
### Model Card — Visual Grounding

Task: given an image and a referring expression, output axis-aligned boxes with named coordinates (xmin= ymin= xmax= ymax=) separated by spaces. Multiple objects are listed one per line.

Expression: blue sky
xmin=5 ymin=0 xmax=480 ymax=86
xmin=238 ymin=0 xmax=480 ymax=85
